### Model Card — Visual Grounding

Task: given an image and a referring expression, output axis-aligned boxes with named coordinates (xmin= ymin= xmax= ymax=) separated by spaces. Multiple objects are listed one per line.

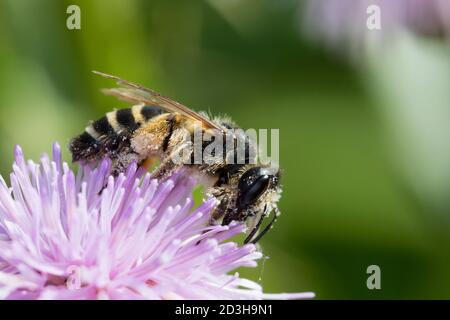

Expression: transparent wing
xmin=93 ymin=71 xmax=223 ymax=131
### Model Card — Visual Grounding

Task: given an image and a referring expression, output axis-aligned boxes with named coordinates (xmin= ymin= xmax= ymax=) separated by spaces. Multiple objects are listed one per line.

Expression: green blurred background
xmin=0 ymin=0 xmax=449 ymax=299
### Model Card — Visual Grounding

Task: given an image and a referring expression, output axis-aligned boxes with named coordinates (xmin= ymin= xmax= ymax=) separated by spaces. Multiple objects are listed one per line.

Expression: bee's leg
xmin=209 ymin=192 xmax=228 ymax=219
xmin=221 ymin=211 xmax=234 ymax=225
xmin=244 ymin=213 xmax=266 ymax=244
xmin=97 ymin=153 xmax=152 ymax=195
xmin=110 ymin=151 xmax=143 ymax=177
xmin=205 ymin=185 xmax=235 ymax=224
xmin=246 ymin=208 xmax=280 ymax=244
xmin=205 ymin=201 xmax=227 ymax=228
xmin=151 ymin=141 xmax=193 ymax=180
xmin=95 ymin=152 xmax=142 ymax=195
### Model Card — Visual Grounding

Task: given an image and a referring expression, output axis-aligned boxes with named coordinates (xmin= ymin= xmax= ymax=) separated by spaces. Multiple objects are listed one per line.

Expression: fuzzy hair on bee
xmin=69 ymin=71 xmax=282 ymax=243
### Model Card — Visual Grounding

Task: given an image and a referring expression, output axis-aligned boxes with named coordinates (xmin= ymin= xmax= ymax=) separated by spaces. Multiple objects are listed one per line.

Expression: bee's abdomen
xmin=70 ymin=105 xmax=164 ymax=162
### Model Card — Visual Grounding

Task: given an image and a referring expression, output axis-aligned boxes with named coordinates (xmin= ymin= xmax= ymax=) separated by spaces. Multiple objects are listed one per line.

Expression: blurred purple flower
xmin=0 ymin=143 xmax=313 ymax=300
xmin=301 ymin=0 xmax=450 ymax=51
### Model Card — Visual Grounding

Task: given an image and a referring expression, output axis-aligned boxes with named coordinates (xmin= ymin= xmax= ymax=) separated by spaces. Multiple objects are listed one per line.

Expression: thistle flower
xmin=301 ymin=0 xmax=450 ymax=52
xmin=0 ymin=143 xmax=313 ymax=300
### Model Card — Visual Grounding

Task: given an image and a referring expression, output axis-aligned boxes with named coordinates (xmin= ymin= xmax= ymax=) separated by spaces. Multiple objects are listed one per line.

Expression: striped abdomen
xmin=70 ymin=104 xmax=164 ymax=162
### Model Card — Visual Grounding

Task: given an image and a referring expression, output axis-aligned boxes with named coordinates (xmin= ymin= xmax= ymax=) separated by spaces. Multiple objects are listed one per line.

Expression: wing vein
xmin=93 ymin=71 xmax=224 ymax=132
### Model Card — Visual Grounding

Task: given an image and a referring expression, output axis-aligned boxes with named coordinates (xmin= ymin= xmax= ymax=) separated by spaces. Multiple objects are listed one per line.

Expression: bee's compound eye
xmin=238 ymin=173 xmax=271 ymax=208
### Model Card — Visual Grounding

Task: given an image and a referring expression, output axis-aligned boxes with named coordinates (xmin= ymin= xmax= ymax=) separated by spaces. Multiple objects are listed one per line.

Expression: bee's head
xmin=237 ymin=167 xmax=280 ymax=211
xmin=235 ymin=166 xmax=281 ymax=243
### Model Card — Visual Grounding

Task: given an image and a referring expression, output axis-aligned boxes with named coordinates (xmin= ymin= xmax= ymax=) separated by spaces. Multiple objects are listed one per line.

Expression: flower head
xmin=0 ymin=143 xmax=313 ymax=300
xmin=301 ymin=0 xmax=450 ymax=53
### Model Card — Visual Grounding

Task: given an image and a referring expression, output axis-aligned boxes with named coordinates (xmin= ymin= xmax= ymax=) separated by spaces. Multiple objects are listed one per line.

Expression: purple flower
xmin=0 ymin=143 xmax=313 ymax=300
xmin=301 ymin=0 xmax=450 ymax=51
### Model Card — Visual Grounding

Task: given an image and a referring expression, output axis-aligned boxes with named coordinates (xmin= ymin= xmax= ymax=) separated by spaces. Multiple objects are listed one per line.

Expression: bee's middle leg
xmin=111 ymin=151 xmax=144 ymax=177
xmin=151 ymin=141 xmax=193 ymax=180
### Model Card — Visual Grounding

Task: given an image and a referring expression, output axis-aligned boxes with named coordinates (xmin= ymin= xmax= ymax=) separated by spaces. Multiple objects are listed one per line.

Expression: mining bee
xmin=69 ymin=71 xmax=281 ymax=243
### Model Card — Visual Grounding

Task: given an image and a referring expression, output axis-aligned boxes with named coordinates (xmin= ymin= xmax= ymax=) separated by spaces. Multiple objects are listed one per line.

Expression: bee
xmin=69 ymin=71 xmax=281 ymax=243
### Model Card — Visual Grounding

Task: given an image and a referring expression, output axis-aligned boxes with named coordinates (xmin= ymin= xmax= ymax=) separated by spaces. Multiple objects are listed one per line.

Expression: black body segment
xmin=141 ymin=105 xmax=164 ymax=120
xmin=69 ymin=105 xmax=164 ymax=163
xmin=70 ymin=131 xmax=100 ymax=162
xmin=93 ymin=116 xmax=114 ymax=136
xmin=116 ymin=108 xmax=139 ymax=131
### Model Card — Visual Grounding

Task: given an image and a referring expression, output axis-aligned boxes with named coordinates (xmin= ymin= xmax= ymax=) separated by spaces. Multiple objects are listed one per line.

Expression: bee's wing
xmin=93 ymin=71 xmax=223 ymax=132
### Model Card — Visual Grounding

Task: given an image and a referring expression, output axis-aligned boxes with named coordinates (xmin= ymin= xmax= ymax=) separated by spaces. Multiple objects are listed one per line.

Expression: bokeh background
xmin=0 ymin=0 xmax=449 ymax=299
